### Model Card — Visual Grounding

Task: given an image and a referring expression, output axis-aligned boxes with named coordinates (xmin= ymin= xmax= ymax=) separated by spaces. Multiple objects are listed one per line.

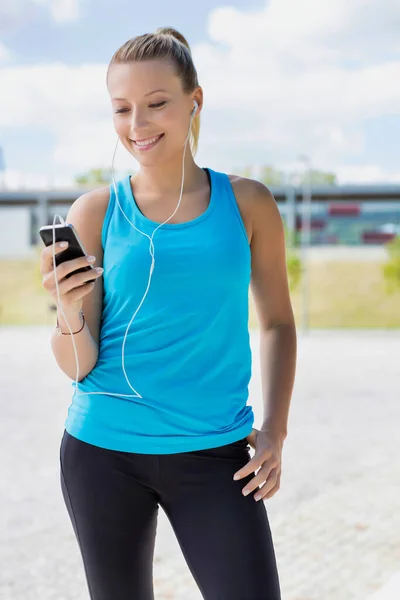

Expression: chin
xmin=134 ymin=149 xmax=176 ymax=168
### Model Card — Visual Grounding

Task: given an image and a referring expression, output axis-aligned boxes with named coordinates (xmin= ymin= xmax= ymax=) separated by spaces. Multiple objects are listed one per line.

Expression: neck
xmin=131 ymin=149 xmax=205 ymax=197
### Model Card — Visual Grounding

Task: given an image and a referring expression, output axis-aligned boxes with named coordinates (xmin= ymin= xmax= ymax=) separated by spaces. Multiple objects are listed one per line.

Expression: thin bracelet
xmin=56 ymin=312 xmax=85 ymax=335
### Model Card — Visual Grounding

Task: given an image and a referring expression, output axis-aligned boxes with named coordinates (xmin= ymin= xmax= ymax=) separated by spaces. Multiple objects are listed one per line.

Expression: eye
xmin=114 ymin=101 xmax=166 ymax=114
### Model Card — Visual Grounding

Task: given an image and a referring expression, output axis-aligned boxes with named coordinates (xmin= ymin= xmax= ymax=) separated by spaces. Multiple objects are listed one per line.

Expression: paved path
xmin=1 ymin=327 xmax=399 ymax=599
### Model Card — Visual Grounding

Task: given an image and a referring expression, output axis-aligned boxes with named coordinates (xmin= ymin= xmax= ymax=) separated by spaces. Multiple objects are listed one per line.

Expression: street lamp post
xmin=0 ymin=146 xmax=5 ymax=191
xmin=298 ymin=154 xmax=312 ymax=333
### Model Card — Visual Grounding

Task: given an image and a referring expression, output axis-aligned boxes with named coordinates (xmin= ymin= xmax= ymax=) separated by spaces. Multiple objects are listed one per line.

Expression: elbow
xmin=260 ymin=319 xmax=297 ymax=333
xmin=76 ymin=354 xmax=99 ymax=382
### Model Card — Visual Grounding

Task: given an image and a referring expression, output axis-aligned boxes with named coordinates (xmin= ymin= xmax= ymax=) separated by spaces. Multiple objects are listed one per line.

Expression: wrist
xmin=56 ymin=310 xmax=84 ymax=334
xmin=260 ymin=420 xmax=287 ymax=441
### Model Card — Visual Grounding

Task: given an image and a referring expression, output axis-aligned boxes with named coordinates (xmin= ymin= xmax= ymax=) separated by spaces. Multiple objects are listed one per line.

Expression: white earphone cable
xmin=52 ymin=102 xmax=198 ymax=401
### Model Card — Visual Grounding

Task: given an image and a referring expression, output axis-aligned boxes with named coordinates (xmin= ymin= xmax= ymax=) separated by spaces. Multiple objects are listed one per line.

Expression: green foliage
xmin=283 ymin=222 xmax=302 ymax=292
xmin=236 ymin=164 xmax=337 ymax=186
xmin=299 ymin=169 xmax=337 ymax=185
xmin=286 ymin=250 xmax=302 ymax=292
xmin=382 ymin=236 xmax=400 ymax=294
xmin=75 ymin=168 xmax=114 ymax=187
xmin=236 ymin=166 xmax=253 ymax=179
xmin=260 ymin=166 xmax=286 ymax=185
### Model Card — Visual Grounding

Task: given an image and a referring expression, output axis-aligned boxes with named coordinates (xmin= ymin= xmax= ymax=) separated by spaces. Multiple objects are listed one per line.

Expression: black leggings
xmin=60 ymin=429 xmax=281 ymax=600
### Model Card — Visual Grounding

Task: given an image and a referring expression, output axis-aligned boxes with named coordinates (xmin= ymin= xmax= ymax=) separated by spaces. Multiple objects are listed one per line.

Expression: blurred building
xmin=0 ymin=183 xmax=399 ymax=258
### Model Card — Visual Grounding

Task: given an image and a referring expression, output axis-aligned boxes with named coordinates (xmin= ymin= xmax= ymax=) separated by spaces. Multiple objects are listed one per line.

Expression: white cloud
xmin=0 ymin=0 xmax=399 ymax=183
xmin=335 ymin=164 xmax=400 ymax=184
xmin=52 ymin=119 xmax=135 ymax=174
xmin=208 ymin=0 xmax=400 ymax=64
xmin=0 ymin=43 xmax=13 ymax=63
xmin=0 ymin=63 xmax=108 ymax=129
xmin=193 ymin=0 xmax=400 ymax=170
xmin=37 ymin=0 xmax=80 ymax=23
xmin=0 ymin=3 xmax=37 ymax=33
xmin=0 ymin=0 xmax=80 ymax=30
xmin=198 ymin=2 xmax=400 ymax=119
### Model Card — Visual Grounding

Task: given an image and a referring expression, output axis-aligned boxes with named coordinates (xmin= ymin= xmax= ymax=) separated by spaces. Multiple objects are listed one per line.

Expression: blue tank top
xmin=64 ymin=167 xmax=254 ymax=453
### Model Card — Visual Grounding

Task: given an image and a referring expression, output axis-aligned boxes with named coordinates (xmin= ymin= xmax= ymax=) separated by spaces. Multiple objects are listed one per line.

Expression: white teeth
xmin=135 ymin=135 xmax=161 ymax=147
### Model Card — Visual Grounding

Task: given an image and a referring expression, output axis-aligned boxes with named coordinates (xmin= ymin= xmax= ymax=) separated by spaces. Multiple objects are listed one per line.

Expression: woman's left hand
xmin=233 ymin=427 xmax=284 ymax=502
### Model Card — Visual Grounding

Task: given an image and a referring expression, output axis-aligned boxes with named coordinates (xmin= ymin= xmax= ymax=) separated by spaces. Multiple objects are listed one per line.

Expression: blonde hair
xmin=107 ymin=27 xmax=201 ymax=156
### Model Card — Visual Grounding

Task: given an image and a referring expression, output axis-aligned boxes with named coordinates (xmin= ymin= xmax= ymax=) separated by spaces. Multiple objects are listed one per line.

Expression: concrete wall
xmin=0 ymin=207 xmax=33 ymax=258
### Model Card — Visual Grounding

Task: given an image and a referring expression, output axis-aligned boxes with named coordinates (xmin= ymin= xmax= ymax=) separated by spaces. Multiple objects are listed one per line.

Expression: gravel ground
xmin=1 ymin=327 xmax=399 ymax=600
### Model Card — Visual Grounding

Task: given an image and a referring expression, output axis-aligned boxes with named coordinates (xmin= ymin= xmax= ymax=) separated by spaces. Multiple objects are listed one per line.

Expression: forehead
xmin=107 ymin=58 xmax=180 ymax=98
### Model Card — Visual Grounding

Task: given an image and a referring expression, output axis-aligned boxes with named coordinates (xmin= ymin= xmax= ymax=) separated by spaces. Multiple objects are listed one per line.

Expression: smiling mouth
xmin=131 ymin=133 xmax=165 ymax=149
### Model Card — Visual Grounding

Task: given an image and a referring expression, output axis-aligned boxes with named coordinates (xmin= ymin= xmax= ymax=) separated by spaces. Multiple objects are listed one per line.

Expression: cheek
xmin=162 ymin=112 xmax=190 ymax=145
xmin=113 ymin=116 xmax=128 ymax=134
xmin=160 ymin=104 xmax=188 ymax=132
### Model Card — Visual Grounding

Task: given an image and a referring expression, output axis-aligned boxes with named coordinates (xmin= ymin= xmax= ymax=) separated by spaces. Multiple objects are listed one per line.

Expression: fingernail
xmin=254 ymin=495 xmax=262 ymax=501
xmin=233 ymin=474 xmax=240 ymax=480
xmin=95 ymin=267 xmax=104 ymax=274
xmin=243 ymin=489 xmax=250 ymax=496
xmin=59 ymin=242 xmax=68 ymax=248
xmin=86 ymin=255 xmax=96 ymax=262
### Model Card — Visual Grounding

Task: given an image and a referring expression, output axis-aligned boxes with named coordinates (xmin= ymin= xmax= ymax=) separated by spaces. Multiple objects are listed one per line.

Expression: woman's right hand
xmin=40 ymin=241 xmax=104 ymax=316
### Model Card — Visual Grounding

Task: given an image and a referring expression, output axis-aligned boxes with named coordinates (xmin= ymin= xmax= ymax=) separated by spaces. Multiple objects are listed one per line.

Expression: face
xmin=107 ymin=58 xmax=202 ymax=166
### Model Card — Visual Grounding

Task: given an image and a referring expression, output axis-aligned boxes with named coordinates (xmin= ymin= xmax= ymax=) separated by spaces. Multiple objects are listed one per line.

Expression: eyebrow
xmin=112 ymin=89 xmax=169 ymax=101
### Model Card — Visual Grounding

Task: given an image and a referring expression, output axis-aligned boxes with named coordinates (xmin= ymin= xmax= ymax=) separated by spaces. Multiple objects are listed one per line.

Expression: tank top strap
xmin=101 ymin=177 xmax=128 ymax=250
xmin=210 ymin=169 xmax=249 ymax=245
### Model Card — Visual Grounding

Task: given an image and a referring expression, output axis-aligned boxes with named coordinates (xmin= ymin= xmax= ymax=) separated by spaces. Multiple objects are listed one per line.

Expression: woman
xmin=40 ymin=27 xmax=296 ymax=600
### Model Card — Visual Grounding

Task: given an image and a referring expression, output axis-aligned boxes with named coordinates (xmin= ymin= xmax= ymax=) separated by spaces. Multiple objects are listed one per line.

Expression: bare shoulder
xmin=64 ymin=184 xmax=111 ymax=345
xmin=226 ymin=174 xmax=277 ymax=243
xmin=66 ymin=185 xmax=111 ymax=250
xmin=227 ymin=173 xmax=275 ymax=205
xmin=67 ymin=184 xmax=111 ymax=232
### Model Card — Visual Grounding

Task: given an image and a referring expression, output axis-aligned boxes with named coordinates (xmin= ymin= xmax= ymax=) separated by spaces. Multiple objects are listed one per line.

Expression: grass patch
xmin=0 ymin=254 xmax=54 ymax=326
xmin=1 ymin=254 xmax=400 ymax=328
xmin=249 ymin=260 xmax=400 ymax=328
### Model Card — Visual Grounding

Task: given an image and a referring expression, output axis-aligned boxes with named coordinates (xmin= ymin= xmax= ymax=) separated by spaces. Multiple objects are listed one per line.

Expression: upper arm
xmin=65 ymin=185 xmax=110 ymax=346
xmin=248 ymin=180 xmax=295 ymax=330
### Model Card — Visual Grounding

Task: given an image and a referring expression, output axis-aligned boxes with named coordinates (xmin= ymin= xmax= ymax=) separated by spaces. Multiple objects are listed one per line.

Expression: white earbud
xmin=191 ymin=100 xmax=198 ymax=117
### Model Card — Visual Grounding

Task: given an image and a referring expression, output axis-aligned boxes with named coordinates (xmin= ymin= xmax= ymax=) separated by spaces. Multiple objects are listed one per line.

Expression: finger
xmin=233 ymin=456 xmax=263 ymax=481
xmin=41 ymin=241 xmax=69 ymax=275
xmin=42 ymin=255 xmax=98 ymax=289
xmin=51 ymin=254 xmax=97 ymax=281
xmin=56 ymin=257 xmax=99 ymax=284
xmin=241 ymin=468 xmax=270 ymax=497
xmin=53 ymin=267 xmax=103 ymax=296
xmin=64 ymin=281 xmax=96 ymax=303
xmin=254 ymin=469 xmax=280 ymax=501
xmin=43 ymin=262 xmax=101 ymax=296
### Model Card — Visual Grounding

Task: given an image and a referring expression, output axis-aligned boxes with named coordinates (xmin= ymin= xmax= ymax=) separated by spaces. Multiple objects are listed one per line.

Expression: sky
xmin=0 ymin=0 xmax=399 ymax=189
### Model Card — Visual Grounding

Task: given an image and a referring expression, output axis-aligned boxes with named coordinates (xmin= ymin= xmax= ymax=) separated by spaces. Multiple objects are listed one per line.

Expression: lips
xmin=134 ymin=134 xmax=163 ymax=143
xmin=132 ymin=133 xmax=164 ymax=148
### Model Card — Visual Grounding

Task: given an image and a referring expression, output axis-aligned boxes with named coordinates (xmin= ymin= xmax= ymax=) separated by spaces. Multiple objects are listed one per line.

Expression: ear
xmin=192 ymin=87 xmax=203 ymax=116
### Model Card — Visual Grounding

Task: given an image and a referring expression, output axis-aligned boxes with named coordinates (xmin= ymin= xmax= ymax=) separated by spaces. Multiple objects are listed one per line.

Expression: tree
xmin=235 ymin=166 xmax=253 ymax=179
xmin=300 ymin=169 xmax=337 ymax=186
xmin=236 ymin=164 xmax=337 ymax=186
xmin=285 ymin=168 xmax=337 ymax=186
xmin=75 ymin=168 xmax=114 ymax=187
xmin=283 ymin=223 xmax=302 ymax=292
xmin=260 ymin=166 xmax=286 ymax=186
xmin=382 ymin=236 xmax=400 ymax=294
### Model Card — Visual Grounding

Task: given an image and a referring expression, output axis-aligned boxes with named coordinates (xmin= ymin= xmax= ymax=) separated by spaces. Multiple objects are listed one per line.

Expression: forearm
xmin=259 ymin=323 xmax=297 ymax=440
xmin=50 ymin=311 xmax=99 ymax=381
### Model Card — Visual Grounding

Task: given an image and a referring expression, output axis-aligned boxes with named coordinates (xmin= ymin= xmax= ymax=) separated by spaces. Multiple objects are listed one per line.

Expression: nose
xmin=129 ymin=107 xmax=149 ymax=138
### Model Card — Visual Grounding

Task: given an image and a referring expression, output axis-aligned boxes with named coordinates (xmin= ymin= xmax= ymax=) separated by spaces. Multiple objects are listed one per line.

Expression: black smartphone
xmin=39 ymin=223 xmax=97 ymax=283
